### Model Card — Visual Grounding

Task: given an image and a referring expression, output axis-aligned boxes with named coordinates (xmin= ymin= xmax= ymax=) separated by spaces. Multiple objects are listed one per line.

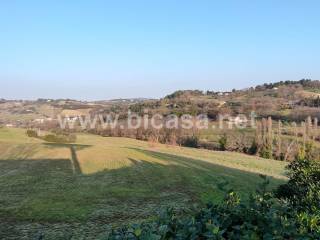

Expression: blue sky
xmin=1 ymin=0 xmax=319 ymax=100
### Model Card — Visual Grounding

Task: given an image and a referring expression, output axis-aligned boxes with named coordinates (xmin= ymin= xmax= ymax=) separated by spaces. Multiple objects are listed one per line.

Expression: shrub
xmin=218 ymin=134 xmax=227 ymax=151
xmin=259 ymin=145 xmax=273 ymax=159
xmin=108 ymin=190 xmax=320 ymax=239
xmin=26 ymin=129 xmax=76 ymax=143
xmin=198 ymin=141 xmax=218 ymax=150
xmin=180 ymin=135 xmax=199 ymax=148
xmin=42 ymin=133 xmax=77 ymax=143
xmin=26 ymin=129 xmax=38 ymax=138
xmin=248 ymin=139 xmax=258 ymax=155
xmin=276 ymin=157 xmax=320 ymax=210
xmin=108 ymin=159 xmax=320 ymax=239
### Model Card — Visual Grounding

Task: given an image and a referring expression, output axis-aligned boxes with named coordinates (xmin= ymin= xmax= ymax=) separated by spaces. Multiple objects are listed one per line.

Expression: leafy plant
xmin=108 ymin=191 xmax=320 ymax=239
xmin=218 ymin=134 xmax=227 ymax=151
xmin=108 ymin=159 xmax=320 ymax=239
xmin=42 ymin=133 xmax=77 ymax=143
xmin=108 ymin=172 xmax=320 ymax=240
xmin=276 ymin=157 xmax=320 ymax=210
xmin=248 ymin=139 xmax=258 ymax=155
xmin=26 ymin=129 xmax=38 ymax=138
xmin=181 ymin=135 xmax=199 ymax=148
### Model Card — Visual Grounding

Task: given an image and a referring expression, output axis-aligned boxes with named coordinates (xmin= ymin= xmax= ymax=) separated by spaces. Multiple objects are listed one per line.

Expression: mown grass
xmin=0 ymin=128 xmax=287 ymax=239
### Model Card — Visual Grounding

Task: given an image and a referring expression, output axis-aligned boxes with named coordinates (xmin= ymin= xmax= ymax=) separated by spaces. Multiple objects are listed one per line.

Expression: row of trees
xmin=255 ymin=79 xmax=320 ymax=90
xmin=90 ymin=123 xmax=200 ymax=149
xmin=88 ymin=115 xmax=320 ymax=162
xmin=26 ymin=129 xmax=77 ymax=143
xmin=214 ymin=116 xmax=320 ymax=162
xmin=253 ymin=116 xmax=319 ymax=161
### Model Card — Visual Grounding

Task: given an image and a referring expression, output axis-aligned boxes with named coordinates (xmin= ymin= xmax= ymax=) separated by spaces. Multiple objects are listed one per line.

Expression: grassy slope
xmin=0 ymin=128 xmax=287 ymax=238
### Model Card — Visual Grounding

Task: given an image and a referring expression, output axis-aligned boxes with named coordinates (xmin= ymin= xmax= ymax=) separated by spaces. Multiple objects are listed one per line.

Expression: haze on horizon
xmin=1 ymin=0 xmax=320 ymax=100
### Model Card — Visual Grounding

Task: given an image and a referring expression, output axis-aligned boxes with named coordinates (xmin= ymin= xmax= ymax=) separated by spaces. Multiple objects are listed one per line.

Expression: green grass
xmin=0 ymin=128 xmax=287 ymax=238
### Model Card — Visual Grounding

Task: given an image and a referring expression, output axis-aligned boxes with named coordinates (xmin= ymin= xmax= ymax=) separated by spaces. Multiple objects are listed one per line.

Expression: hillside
xmin=128 ymin=79 xmax=320 ymax=121
xmin=1 ymin=80 xmax=320 ymax=128
xmin=0 ymin=128 xmax=286 ymax=238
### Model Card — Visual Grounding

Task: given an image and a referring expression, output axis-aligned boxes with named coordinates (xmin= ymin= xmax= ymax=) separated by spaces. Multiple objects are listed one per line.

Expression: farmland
xmin=0 ymin=127 xmax=286 ymax=239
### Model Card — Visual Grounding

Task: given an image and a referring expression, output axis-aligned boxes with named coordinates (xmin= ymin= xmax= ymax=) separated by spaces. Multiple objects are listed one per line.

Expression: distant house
xmin=65 ymin=116 xmax=79 ymax=122
xmin=34 ymin=118 xmax=45 ymax=124
xmin=217 ymin=92 xmax=232 ymax=96
xmin=33 ymin=117 xmax=54 ymax=124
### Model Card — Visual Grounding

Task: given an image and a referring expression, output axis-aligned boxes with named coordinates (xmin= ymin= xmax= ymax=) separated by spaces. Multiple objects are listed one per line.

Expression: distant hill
xmin=127 ymin=79 xmax=320 ymax=121
xmin=1 ymin=79 xmax=320 ymax=127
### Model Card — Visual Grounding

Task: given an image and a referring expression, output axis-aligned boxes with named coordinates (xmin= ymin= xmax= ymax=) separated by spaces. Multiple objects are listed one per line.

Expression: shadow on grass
xmin=0 ymin=147 xmax=287 ymax=237
xmin=127 ymin=147 xmax=286 ymax=181
xmin=42 ymin=143 xmax=92 ymax=174
xmin=0 ymin=158 xmax=73 ymax=179
xmin=1 ymin=143 xmax=40 ymax=161
xmin=42 ymin=143 xmax=91 ymax=150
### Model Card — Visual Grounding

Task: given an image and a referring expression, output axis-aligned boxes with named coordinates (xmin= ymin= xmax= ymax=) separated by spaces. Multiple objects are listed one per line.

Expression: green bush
xmin=108 ymin=159 xmax=320 ymax=239
xmin=276 ymin=158 xmax=320 ymax=210
xmin=108 ymin=190 xmax=320 ymax=239
xmin=181 ymin=135 xmax=199 ymax=148
xmin=26 ymin=129 xmax=76 ymax=143
xmin=248 ymin=139 xmax=258 ymax=155
xmin=41 ymin=133 xmax=77 ymax=143
xmin=26 ymin=129 xmax=38 ymax=138
xmin=218 ymin=134 xmax=227 ymax=151
xmin=259 ymin=145 xmax=273 ymax=159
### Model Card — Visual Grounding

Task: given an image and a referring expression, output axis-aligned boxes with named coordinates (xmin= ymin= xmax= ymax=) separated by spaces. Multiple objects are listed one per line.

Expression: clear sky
xmin=1 ymin=0 xmax=319 ymax=100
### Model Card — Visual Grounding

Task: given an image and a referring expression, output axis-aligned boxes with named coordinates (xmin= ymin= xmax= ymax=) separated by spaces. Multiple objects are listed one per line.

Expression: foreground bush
xmin=108 ymin=159 xmax=320 ymax=239
xmin=276 ymin=157 xmax=320 ymax=210
xmin=108 ymin=193 xmax=319 ymax=239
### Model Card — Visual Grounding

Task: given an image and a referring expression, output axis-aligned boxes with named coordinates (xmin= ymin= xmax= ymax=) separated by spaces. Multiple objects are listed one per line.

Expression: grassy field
xmin=0 ymin=128 xmax=287 ymax=239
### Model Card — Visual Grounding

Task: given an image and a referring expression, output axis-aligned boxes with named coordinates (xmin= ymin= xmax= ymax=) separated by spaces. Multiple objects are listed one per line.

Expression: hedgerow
xmin=26 ymin=129 xmax=77 ymax=143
